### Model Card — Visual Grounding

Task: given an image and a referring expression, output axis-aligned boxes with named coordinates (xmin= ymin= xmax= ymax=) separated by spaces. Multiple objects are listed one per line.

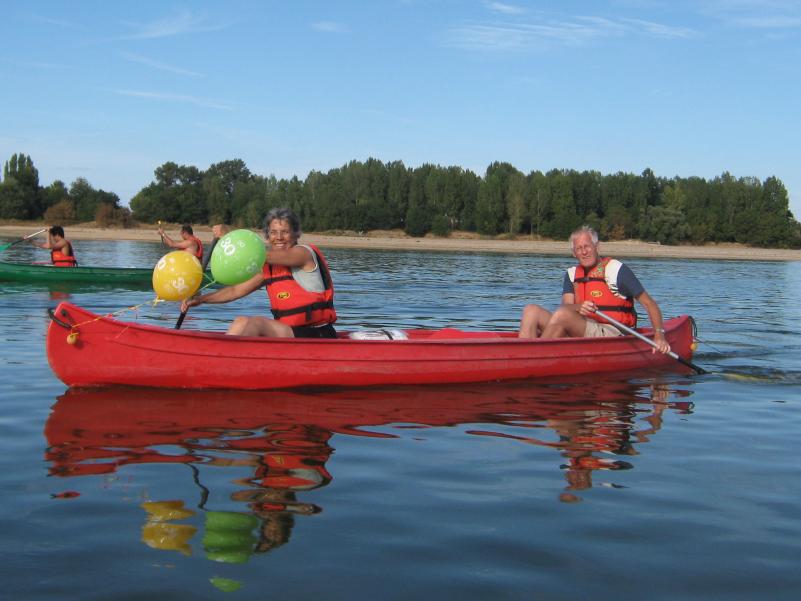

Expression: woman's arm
xmin=181 ymin=270 xmax=265 ymax=311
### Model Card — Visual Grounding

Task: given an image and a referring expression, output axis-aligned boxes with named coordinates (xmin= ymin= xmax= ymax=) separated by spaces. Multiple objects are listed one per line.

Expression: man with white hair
xmin=518 ymin=225 xmax=671 ymax=354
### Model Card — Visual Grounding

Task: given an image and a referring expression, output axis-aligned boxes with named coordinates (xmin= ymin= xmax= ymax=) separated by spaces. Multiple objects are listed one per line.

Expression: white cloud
xmin=699 ymin=0 xmax=801 ymax=29
xmin=486 ymin=2 xmax=527 ymax=15
xmin=729 ymin=15 xmax=801 ymax=28
xmin=620 ymin=18 xmax=697 ymax=38
xmin=443 ymin=14 xmax=697 ymax=50
xmin=120 ymin=10 xmax=229 ymax=40
xmin=0 ymin=57 xmax=70 ymax=69
xmin=110 ymin=89 xmax=235 ymax=111
xmin=311 ymin=21 xmax=349 ymax=33
xmin=30 ymin=14 xmax=85 ymax=30
xmin=120 ymin=52 xmax=203 ymax=77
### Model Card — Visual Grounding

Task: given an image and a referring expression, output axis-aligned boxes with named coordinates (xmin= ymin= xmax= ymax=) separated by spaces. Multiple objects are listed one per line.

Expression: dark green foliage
xmin=430 ymin=214 xmax=451 ymax=237
xmin=404 ymin=166 xmax=431 ymax=237
xmin=641 ymin=206 xmax=690 ymax=245
xmin=3 ymin=152 xmax=800 ymax=248
xmin=70 ymin=177 xmax=121 ymax=222
xmin=0 ymin=178 xmax=26 ymax=219
xmin=1 ymin=153 xmax=41 ymax=218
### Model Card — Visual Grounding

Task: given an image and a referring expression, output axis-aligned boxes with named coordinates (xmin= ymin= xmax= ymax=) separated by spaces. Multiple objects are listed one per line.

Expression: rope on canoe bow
xmin=47 ymin=280 xmax=218 ymax=342
xmin=48 ymin=298 xmax=168 ymax=342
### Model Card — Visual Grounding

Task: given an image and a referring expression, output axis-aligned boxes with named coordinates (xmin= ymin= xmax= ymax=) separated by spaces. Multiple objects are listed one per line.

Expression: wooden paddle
xmin=175 ymin=238 xmax=217 ymax=330
xmin=0 ymin=228 xmax=48 ymax=253
xmin=595 ymin=309 xmax=708 ymax=375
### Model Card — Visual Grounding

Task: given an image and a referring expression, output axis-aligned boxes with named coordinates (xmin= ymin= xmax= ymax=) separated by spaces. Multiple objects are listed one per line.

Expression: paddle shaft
xmin=594 ymin=309 xmax=707 ymax=375
xmin=175 ymin=238 xmax=217 ymax=330
xmin=0 ymin=228 xmax=48 ymax=252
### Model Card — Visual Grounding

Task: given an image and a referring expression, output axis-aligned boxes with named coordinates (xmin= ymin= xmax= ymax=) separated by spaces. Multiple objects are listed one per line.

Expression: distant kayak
xmin=0 ymin=260 xmax=152 ymax=285
xmin=46 ymin=301 xmax=699 ymax=390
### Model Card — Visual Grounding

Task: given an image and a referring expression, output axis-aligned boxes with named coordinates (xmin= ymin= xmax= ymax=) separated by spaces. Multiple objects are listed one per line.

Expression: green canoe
xmin=0 ymin=260 xmax=153 ymax=285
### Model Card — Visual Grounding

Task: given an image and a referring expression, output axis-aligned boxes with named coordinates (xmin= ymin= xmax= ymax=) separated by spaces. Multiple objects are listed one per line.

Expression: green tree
xmin=475 ymin=173 xmax=504 ymax=235
xmin=641 ymin=206 xmax=689 ymax=244
xmin=204 ymin=177 xmax=228 ymax=224
xmin=2 ymin=153 xmax=40 ymax=218
xmin=405 ymin=166 xmax=431 ymax=236
xmin=41 ymin=180 xmax=70 ymax=214
xmin=745 ymin=176 xmax=796 ymax=247
xmin=525 ymin=171 xmax=548 ymax=238
xmin=0 ymin=178 xmax=26 ymax=219
xmin=386 ymin=161 xmax=410 ymax=229
xmin=131 ymin=162 xmax=200 ymax=223
xmin=542 ymin=170 xmax=579 ymax=239
xmin=68 ymin=178 xmax=120 ymax=222
xmin=506 ymin=172 xmax=526 ymax=235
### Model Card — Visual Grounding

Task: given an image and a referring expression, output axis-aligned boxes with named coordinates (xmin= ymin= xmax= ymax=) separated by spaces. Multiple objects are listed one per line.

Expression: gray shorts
xmin=584 ymin=320 xmax=623 ymax=338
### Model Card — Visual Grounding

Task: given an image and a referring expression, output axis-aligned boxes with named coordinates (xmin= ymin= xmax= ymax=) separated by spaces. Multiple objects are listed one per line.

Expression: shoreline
xmin=1 ymin=223 xmax=799 ymax=262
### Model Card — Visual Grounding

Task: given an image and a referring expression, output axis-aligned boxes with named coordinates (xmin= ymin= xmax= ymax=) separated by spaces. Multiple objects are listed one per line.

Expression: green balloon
xmin=203 ymin=529 xmax=257 ymax=550
xmin=206 ymin=550 xmax=252 ymax=564
xmin=204 ymin=510 xmax=259 ymax=531
xmin=210 ymin=577 xmax=242 ymax=592
xmin=210 ymin=229 xmax=266 ymax=285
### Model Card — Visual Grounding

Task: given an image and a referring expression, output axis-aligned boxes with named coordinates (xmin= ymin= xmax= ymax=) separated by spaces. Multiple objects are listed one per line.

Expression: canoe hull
xmin=46 ymin=302 xmax=698 ymax=390
xmin=0 ymin=261 xmax=152 ymax=284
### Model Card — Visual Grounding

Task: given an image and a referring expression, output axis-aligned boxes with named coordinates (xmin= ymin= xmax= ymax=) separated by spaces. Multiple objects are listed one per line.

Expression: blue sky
xmin=2 ymin=1 xmax=800 ymax=219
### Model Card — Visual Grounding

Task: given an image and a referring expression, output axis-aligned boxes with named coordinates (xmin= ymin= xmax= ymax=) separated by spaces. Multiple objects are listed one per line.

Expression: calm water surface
xmin=1 ymin=239 xmax=800 ymax=600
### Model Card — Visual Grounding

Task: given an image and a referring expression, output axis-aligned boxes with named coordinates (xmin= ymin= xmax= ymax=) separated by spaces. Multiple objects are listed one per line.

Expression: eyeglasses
xmin=268 ymin=229 xmax=293 ymax=237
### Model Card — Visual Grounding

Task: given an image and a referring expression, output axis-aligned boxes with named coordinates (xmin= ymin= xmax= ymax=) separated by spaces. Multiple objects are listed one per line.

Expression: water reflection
xmin=44 ymin=378 xmax=693 ymax=562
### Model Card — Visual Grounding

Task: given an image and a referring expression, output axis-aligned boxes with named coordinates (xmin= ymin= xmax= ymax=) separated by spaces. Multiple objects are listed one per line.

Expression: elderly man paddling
xmin=518 ymin=225 xmax=671 ymax=354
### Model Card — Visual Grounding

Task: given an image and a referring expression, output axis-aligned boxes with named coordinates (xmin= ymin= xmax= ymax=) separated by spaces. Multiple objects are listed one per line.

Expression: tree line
xmin=2 ymin=153 xmax=799 ymax=248
xmin=0 ymin=153 xmax=133 ymax=227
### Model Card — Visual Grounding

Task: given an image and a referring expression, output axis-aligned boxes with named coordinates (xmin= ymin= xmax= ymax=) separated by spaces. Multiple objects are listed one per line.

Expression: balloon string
xmin=66 ymin=297 xmax=166 ymax=330
xmin=66 ymin=277 xmax=215 ymax=332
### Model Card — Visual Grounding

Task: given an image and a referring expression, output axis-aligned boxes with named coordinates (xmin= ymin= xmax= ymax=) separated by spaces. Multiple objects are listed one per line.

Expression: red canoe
xmin=46 ymin=301 xmax=698 ymax=390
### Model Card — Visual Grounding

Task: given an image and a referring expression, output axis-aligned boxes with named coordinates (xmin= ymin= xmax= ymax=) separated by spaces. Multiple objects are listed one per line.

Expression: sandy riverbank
xmin=2 ymin=223 xmax=799 ymax=261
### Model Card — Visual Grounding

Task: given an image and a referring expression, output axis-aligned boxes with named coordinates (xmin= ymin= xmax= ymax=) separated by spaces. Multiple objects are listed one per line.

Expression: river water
xmin=1 ymin=239 xmax=800 ymax=600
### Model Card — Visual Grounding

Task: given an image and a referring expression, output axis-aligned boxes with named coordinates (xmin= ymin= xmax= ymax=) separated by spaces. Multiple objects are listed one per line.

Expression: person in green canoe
xmin=30 ymin=225 xmax=77 ymax=267
xmin=158 ymin=224 xmax=203 ymax=260
xmin=518 ymin=225 xmax=671 ymax=354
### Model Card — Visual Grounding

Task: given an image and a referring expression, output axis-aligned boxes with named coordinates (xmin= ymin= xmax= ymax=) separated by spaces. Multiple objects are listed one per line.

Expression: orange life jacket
xmin=263 ymin=244 xmax=336 ymax=327
xmin=51 ymin=242 xmax=77 ymax=267
xmin=189 ymin=235 xmax=203 ymax=260
xmin=571 ymin=257 xmax=636 ymax=327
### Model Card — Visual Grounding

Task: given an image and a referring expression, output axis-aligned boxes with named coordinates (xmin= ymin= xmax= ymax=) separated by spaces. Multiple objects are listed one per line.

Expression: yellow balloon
xmin=142 ymin=500 xmax=196 ymax=522
xmin=152 ymin=251 xmax=203 ymax=301
xmin=141 ymin=523 xmax=197 ymax=556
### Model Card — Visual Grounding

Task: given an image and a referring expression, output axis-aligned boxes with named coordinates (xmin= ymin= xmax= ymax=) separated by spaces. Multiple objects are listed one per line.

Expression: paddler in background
xmin=518 ymin=225 xmax=671 ymax=354
xmin=181 ymin=207 xmax=337 ymax=339
xmin=158 ymin=224 xmax=203 ymax=260
xmin=30 ymin=225 xmax=77 ymax=267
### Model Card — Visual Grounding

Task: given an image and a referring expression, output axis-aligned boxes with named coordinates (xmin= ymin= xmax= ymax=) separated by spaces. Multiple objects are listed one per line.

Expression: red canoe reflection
xmin=44 ymin=378 xmax=693 ymax=557
xmin=45 ymin=378 xmax=692 ymax=487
